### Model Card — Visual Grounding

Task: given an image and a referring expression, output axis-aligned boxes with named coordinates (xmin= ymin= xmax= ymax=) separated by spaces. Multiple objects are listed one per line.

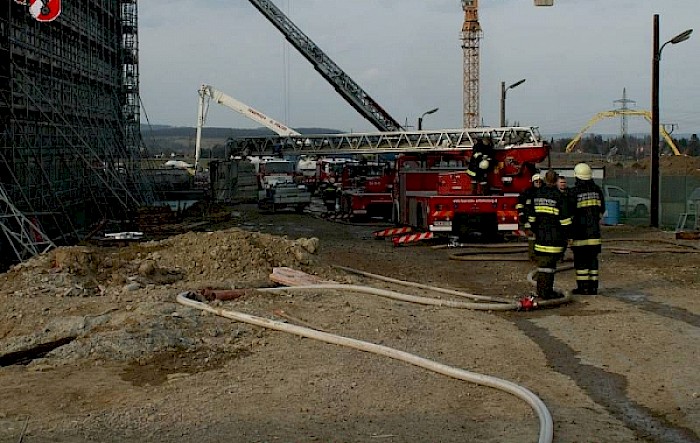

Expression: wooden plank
xmin=270 ymin=267 xmax=334 ymax=286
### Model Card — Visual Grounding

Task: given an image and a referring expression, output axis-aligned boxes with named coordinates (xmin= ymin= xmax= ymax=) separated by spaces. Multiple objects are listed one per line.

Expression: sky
xmin=138 ymin=0 xmax=700 ymax=138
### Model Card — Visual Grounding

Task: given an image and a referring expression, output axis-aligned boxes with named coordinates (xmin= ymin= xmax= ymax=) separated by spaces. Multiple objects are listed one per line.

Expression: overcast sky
xmin=138 ymin=0 xmax=699 ymax=137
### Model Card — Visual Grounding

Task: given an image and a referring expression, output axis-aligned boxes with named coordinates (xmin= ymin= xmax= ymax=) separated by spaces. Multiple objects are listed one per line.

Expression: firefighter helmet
xmin=531 ymin=173 xmax=541 ymax=183
xmin=479 ymin=159 xmax=490 ymax=170
xmin=574 ymin=163 xmax=592 ymax=180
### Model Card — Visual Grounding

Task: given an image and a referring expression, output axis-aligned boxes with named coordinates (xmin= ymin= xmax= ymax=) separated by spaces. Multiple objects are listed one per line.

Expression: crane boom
xmin=246 ymin=0 xmax=403 ymax=132
xmin=195 ymin=84 xmax=301 ymax=170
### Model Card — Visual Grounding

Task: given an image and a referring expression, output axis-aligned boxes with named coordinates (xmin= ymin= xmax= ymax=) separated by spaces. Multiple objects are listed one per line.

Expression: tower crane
xmin=461 ymin=1 xmax=553 ymax=128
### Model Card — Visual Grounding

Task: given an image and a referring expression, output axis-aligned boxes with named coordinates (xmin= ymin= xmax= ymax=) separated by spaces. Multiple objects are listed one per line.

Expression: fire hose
xmin=176 ymin=290 xmax=555 ymax=443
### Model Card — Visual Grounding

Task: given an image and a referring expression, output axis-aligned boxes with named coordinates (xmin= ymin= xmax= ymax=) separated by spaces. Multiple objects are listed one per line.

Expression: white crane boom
xmin=195 ymin=84 xmax=300 ymax=170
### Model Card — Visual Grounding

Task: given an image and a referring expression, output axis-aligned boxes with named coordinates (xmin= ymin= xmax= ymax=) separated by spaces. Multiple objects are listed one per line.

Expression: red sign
xmin=29 ymin=0 xmax=61 ymax=22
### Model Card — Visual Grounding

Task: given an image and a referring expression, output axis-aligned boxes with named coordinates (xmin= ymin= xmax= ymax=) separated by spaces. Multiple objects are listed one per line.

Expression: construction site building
xmin=0 ymin=1 xmax=152 ymax=267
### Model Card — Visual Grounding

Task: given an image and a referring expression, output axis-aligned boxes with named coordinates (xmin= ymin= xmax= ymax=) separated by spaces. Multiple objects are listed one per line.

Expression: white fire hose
xmin=176 ymin=285 xmax=555 ymax=443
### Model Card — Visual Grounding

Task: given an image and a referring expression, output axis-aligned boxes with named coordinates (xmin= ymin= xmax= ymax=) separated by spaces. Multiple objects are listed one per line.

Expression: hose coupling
xmin=518 ymin=295 xmax=538 ymax=311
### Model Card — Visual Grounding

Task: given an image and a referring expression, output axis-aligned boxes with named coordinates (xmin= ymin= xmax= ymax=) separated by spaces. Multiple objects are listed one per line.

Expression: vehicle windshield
xmin=346 ymin=164 xmax=384 ymax=178
xmin=263 ymin=162 xmax=295 ymax=174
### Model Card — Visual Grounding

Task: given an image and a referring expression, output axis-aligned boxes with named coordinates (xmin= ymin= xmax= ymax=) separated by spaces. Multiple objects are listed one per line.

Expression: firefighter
xmin=516 ymin=172 xmax=542 ymax=261
xmin=530 ymin=170 xmax=571 ymax=300
xmin=466 ymin=137 xmax=494 ymax=195
xmin=568 ymin=163 xmax=605 ymax=295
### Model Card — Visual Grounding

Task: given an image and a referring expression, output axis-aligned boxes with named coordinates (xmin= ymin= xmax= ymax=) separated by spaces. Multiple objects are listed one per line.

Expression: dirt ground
xmin=0 ymin=204 xmax=698 ymax=443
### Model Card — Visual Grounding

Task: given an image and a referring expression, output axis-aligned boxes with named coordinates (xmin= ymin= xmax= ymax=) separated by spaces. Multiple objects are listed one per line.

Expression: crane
xmin=246 ymin=0 xmax=403 ymax=132
xmin=195 ymin=84 xmax=301 ymax=170
xmin=461 ymin=0 xmax=553 ymax=127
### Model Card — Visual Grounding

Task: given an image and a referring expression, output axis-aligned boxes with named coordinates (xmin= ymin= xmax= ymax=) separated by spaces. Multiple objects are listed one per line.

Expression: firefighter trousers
xmin=535 ymin=253 xmax=562 ymax=299
xmin=572 ymin=245 xmax=600 ymax=295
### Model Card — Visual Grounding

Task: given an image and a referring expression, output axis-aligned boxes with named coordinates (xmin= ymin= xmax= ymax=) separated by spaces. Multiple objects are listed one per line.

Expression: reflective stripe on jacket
xmin=532 ymin=185 xmax=571 ymax=255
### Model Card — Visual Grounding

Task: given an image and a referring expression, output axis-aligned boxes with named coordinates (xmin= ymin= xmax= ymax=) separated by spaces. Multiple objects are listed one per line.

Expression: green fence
xmin=603 ymin=175 xmax=700 ymax=229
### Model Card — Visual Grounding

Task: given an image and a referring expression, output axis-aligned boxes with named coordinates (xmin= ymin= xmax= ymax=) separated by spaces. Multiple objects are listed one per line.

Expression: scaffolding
xmin=0 ymin=1 xmax=152 ymax=267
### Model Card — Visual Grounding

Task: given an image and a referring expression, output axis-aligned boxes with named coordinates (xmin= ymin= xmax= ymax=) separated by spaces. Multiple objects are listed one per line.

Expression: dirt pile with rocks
xmin=0 ymin=227 xmax=323 ymax=366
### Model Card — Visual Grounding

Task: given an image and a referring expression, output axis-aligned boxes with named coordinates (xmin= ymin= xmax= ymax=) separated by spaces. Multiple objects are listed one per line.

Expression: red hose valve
xmin=518 ymin=296 xmax=538 ymax=311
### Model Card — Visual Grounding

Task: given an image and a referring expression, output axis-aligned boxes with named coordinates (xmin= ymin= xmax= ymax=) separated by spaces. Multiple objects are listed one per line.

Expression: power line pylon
xmin=613 ymin=88 xmax=636 ymax=140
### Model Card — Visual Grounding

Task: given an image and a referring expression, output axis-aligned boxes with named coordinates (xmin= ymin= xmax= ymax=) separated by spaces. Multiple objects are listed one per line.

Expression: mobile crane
xmin=195 ymin=84 xmax=311 ymax=213
xmin=195 ymin=84 xmax=300 ymax=171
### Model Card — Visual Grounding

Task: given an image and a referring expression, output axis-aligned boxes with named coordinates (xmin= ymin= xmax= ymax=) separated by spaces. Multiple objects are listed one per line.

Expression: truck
xmin=231 ymin=126 xmax=549 ymax=238
xmin=392 ymin=127 xmax=548 ymax=240
xmin=255 ymin=158 xmax=311 ymax=213
xmin=338 ymin=161 xmax=395 ymax=220
xmin=602 ymin=185 xmax=650 ymax=218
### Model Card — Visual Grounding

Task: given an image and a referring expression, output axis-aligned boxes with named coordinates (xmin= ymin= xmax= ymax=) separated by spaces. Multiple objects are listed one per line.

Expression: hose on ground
xmin=259 ymin=283 xmax=521 ymax=311
xmin=325 ymin=266 xmax=572 ymax=309
xmin=176 ymin=291 xmax=554 ymax=443
xmin=332 ymin=264 xmax=511 ymax=303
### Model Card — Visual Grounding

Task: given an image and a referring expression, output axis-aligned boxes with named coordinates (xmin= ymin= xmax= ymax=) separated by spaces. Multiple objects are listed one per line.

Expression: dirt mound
xmin=0 ymin=228 xmax=321 ymax=298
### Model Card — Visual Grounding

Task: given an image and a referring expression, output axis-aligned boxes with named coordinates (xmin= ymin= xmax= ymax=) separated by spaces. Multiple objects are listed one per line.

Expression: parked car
xmin=603 ymin=185 xmax=650 ymax=218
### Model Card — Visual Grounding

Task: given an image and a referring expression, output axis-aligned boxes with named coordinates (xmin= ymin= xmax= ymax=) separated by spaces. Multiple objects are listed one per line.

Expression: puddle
xmin=514 ymin=319 xmax=699 ymax=443
xmin=609 ymin=291 xmax=700 ymax=328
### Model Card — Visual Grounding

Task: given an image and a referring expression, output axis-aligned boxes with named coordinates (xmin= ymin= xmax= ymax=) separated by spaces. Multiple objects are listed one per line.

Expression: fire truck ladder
xmin=247 ymin=0 xmax=403 ymax=132
xmin=233 ymin=126 xmax=543 ymax=157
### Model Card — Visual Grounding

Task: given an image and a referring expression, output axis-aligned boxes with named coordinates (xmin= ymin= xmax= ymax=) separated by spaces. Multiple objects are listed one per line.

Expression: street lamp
xmin=651 ymin=14 xmax=692 ymax=227
xmin=500 ymin=79 xmax=526 ymax=127
xmin=418 ymin=107 xmax=439 ymax=130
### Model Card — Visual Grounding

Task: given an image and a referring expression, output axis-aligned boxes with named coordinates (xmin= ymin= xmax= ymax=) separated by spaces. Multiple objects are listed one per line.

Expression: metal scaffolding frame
xmin=0 ymin=1 xmax=152 ymax=267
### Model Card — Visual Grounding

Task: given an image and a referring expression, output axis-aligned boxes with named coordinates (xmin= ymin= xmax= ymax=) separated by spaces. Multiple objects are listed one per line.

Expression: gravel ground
xmin=0 ymin=205 xmax=698 ymax=443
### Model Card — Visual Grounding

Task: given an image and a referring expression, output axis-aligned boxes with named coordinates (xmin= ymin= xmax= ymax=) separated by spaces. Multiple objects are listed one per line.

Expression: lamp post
xmin=500 ymin=79 xmax=526 ymax=127
xmin=418 ymin=107 xmax=439 ymax=130
xmin=651 ymin=14 xmax=692 ymax=227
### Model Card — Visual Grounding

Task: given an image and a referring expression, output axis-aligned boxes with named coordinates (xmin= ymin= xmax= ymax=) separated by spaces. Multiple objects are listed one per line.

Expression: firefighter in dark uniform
xmin=568 ymin=163 xmax=605 ymax=295
xmin=466 ymin=137 xmax=495 ymax=195
xmin=516 ymin=172 xmax=541 ymax=261
xmin=529 ymin=170 xmax=571 ymax=300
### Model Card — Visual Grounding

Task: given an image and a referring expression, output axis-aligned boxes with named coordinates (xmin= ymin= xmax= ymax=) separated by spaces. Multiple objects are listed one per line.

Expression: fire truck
xmin=232 ymin=126 xmax=548 ymax=237
xmin=393 ymin=134 xmax=548 ymax=240
xmin=338 ymin=161 xmax=396 ymax=220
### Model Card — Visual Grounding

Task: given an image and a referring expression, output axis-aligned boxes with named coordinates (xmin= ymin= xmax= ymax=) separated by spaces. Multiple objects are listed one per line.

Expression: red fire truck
xmin=392 ymin=129 xmax=548 ymax=240
xmin=231 ymin=126 xmax=548 ymax=237
xmin=338 ymin=161 xmax=396 ymax=220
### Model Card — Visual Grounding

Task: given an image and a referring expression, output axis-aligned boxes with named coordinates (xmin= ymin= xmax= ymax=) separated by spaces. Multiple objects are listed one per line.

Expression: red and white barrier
xmin=373 ymin=226 xmax=413 ymax=238
xmin=393 ymin=232 xmax=434 ymax=246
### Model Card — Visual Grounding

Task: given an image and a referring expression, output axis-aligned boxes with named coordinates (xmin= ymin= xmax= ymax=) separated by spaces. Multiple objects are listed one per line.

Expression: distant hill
xmin=141 ymin=125 xmax=343 ymax=138
xmin=140 ymin=126 xmax=344 ymax=157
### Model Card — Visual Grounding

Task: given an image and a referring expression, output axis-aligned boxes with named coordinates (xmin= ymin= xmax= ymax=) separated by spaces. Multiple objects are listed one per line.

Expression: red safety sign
xmin=28 ymin=0 xmax=62 ymax=22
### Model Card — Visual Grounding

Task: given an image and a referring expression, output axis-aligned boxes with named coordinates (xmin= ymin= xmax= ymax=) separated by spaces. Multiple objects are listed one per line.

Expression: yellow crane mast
xmin=461 ymin=0 xmax=482 ymax=128
xmin=460 ymin=1 xmax=553 ymax=128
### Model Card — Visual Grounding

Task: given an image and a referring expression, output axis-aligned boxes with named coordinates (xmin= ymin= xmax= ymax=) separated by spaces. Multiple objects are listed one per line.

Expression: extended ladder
xmin=247 ymin=0 xmax=403 ymax=132
xmin=233 ymin=126 xmax=543 ymax=156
